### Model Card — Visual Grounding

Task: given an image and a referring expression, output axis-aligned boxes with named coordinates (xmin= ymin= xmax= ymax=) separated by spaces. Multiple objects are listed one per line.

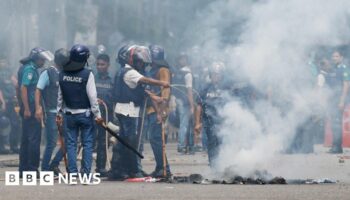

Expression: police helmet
xmin=149 ymin=45 xmax=170 ymax=67
xmin=63 ymin=44 xmax=90 ymax=71
xmin=54 ymin=48 xmax=70 ymax=67
xmin=20 ymin=47 xmax=54 ymax=64
xmin=117 ymin=44 xmax=134 ymax=66
xmin=209 ymin=61 xmax=225 ymax=75
xmin=127 ymin=45 xmax=152 ymax=68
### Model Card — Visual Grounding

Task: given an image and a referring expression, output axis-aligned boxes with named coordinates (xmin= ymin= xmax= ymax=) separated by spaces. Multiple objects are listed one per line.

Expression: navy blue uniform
xmin=58 ymin=68 xmax=99 ymax=175
xmin=110 ymin=67 xmax=146 ymax=179
xmin=198 ymin=83 xmax=227 ymax=166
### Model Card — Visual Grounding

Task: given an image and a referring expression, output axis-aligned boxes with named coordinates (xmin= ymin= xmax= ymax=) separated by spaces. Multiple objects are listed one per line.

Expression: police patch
xmin=27 ymin=73 xmax=33 ymax=80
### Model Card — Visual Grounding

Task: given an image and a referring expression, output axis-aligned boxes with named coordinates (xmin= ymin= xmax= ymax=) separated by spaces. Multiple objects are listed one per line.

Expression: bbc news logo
xmin=5 ymin=171 xmax=101 ymax=186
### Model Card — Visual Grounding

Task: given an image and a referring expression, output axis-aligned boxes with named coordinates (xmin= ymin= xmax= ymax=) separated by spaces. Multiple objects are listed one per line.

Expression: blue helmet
xmin=149 ymin=45 xmax=165 ymax=61
xmin=149 ymin=45 xmax=169 ymax=67
xmin=63 ymin=44 xmax=90 ymax=71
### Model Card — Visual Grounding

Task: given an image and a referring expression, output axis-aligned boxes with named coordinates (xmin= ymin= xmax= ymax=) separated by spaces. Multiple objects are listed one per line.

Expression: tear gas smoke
xmin=186 ymin=0 xmax=350 ymax=177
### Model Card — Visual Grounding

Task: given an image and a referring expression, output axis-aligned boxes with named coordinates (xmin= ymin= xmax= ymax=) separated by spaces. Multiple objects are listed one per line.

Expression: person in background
xmin=172 ymin=53 xmax=195 ymax=154
xmin=0 ymin=58 xmax=20 ymax=154
xmin=327 ymin=50 xmax=350 ymax=154
xmin=94 ymin=53 xmax=114 ymax=177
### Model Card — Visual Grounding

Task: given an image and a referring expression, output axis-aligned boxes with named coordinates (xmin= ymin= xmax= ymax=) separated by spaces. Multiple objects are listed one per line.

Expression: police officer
xmin=56 ymin=44 xmax=104 ymax=176
xmin=194 ymin=63 xmax=227 ymax=167
xmin=109 ymin=45 xmax=169 ymax=179
xmin=35 ymin=48 xmax=69 ymax=174
xmin=94 ymin=53 xmax=113 ymax=176
xmin=144 ymin=45 xmax=172 ymax=178
xmin=326 ymin=50 xmax=350 ymax=154
xmin=17 ymin=47 xmax=53 ymax=175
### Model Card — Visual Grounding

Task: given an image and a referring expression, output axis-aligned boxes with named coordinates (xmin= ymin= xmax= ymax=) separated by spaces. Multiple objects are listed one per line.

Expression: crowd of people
xmin=0 ymin=43 xmax=348 ymax=180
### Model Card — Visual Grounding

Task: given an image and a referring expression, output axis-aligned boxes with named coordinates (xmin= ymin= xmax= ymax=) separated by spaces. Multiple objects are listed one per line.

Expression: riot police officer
xmin=35 ymin=48 xmax=69 ymax=174
xmin=109 ymin=45 xmax=169 ymax=180
xmin=144 ymin=45 xmax=172 ymax=178
xmin=195 ymin=62 xmax=227 ymax=167
xmin=56 ymin=44 xmax=104 ymax=176
xmin=17 ymin=47 xmax=53 ymax=175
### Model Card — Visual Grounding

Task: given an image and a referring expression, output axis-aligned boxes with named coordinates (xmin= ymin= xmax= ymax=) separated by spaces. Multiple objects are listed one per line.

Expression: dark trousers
xmin=111 ymin=114 xmax=139 ymax=175
xmin=96 ymin=123 xmax=107 ymax=170
xmin=204 ymin=118 xmax=220 ymax=167
xmin=329 ymin=102 xmax=343 ymax=150
xmin=19 ymin=116 xmax=41 ymax=172
xmin=6 ymin=101 xmax=21 ymax=151
xmin=145 ymin=113 xmax=170 ymax=172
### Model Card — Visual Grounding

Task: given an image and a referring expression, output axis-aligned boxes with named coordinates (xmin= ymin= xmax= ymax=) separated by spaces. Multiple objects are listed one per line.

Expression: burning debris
xmin=164 ymin=169 xmax=337 ymax=185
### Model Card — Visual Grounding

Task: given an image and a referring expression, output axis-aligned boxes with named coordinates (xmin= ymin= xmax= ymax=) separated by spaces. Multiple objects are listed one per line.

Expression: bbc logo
xmin=5 ymin=171 xmax=54 ymax=186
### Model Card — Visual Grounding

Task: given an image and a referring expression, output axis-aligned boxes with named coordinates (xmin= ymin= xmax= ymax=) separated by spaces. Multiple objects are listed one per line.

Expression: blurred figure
xmin=94 ymin=53 xmax=113 ymax=177
xmin=0 ymin=58 xmax=20 ymax=154
xmin=17 ymin=47 xmax=53 ymax=175
xmin=326 ymin=50 xmax=350 ymax=154
xmin=35 ymin=48 xmax=69 ymax=175
xmin=56 ymin=44 xmax=104 ymax=176
xmin=194 ymin=62 xmax=227 ymax=167
xmin=0 ymin=89 xmax=11 ymax=154
xmin=172 ymin=53 xmax=195 ymax=154
xmin=144 ymin=45 xmax=172 ymax=178
xmin=0 ymin=59 xmax=20 ymax=152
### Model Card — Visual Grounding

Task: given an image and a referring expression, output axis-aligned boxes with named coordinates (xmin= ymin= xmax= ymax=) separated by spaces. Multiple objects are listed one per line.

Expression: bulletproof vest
xmin=42 ymin=66 xmax=59 ymax=110
xmin=95 ymin=73 xmax=113 ymax=106
xmin=114 ymin=67 xmax=145 ymax=107
xmin=202 ymin=84 xmax=225 ymax=121
xmin=172 ymin=67 xmax=191 ymax=103
xmin=59 ymin=68 xmax=91 ymax=109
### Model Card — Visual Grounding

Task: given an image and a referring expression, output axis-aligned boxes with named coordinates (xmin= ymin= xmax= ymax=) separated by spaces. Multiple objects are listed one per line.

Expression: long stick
xmin=161 ymin=121 xmax=167 ymax=177
xmin=137 ymin=98 xmax=148 ymax=152
xmin=99 ymin=99 xmax=111 ymax=170
xmin=100 ymin=122 xmax=144 ymax=159
xmin=57 ymin=123 xmax=68 ymax=172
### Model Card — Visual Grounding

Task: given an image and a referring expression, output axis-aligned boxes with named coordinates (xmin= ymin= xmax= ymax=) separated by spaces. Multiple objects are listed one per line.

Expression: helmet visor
xmin=39 ymin=50 xmax=54 ymax=62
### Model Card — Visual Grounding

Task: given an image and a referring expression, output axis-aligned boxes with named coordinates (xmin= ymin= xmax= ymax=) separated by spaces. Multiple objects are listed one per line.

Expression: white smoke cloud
xmin=188 ymin=0 xmax=350 ymax=177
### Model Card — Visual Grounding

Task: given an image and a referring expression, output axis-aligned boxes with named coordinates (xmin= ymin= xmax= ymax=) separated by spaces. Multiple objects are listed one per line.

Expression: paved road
xmin=0 ymin=143 xmax=350 ymax=200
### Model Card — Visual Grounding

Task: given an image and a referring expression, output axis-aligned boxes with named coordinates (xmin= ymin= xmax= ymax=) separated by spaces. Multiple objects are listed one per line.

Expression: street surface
xmin=0 ymin=143 xmax=349 ymax=200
